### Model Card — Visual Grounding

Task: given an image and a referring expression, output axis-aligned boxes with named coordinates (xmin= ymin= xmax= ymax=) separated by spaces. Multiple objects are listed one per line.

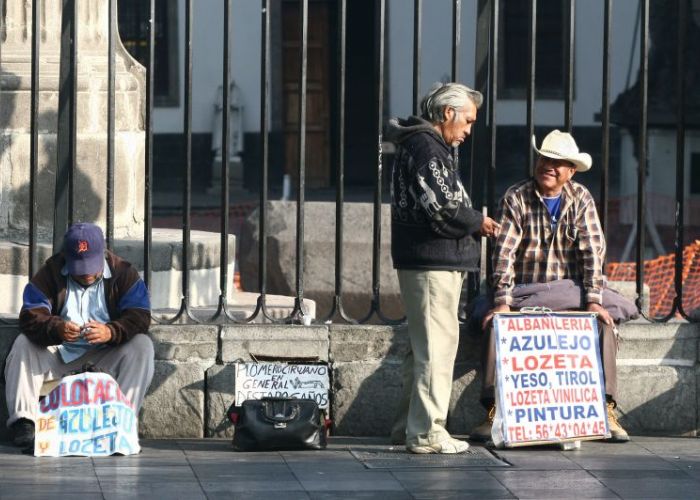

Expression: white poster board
xmin=235 ymin=363 xmax=330 ymax=410
xmin=493 ymin=312 xmax=609 ymax=447
xmin=34 ymin=372 xmax=140 ymax=457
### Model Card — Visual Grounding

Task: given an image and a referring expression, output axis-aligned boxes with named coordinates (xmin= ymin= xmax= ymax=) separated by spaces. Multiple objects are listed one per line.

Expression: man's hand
xmin=60 ymin=321 xmax=82 ymax=343
xmin=480 ymin=216 xmax=501 ymax=238
xmin=82 ymin=320 xmax=113 ymax=345
xmin=587 ymin=302 xmax=613 ymax=326
xmin=482 ymin=304 xmax=511 ymax=331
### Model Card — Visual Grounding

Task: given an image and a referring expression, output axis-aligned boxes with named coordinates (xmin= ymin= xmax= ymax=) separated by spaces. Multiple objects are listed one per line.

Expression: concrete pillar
xmin=0 ymin=0 xmax=145 ymax=240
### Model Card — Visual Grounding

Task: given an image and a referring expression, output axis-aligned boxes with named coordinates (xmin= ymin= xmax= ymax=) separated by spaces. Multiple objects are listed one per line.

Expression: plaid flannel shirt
xmin=492 ymin=178 xmax=606 ymax=306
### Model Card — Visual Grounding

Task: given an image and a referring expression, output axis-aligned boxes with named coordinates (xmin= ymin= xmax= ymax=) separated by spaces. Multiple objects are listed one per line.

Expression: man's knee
xmin=5 ymin=334 xmax=44 ymax=369
xmin=9 ymin=334 xmax=36 ymax=355
xmin=118 ymin=334 xmax=154 ymax=364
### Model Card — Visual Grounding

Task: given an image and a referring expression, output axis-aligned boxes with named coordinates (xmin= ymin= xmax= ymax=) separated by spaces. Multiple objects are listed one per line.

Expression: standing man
xmin=5 ymin=222 xmax=154 ymax=448
xmin=387 ymin=82 xmax=500 ymax=454
xmin=470 ymin=130 xmax=632 ymax=442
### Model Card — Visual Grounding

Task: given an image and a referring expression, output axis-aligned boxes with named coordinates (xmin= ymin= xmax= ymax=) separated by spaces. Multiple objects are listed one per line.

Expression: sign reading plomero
xmin=493 ymin=312 xmax=609 ymax=447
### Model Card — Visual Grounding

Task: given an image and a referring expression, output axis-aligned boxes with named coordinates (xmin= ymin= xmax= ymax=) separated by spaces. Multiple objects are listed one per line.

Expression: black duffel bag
xmin=229 ymin=397 xmax=327 ymax=451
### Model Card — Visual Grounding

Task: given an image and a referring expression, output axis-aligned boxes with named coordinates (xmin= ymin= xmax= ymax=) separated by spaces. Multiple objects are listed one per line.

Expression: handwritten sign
xmin=34 ymin=372 xmax=140 ymax=457
xmin=235 ymin=363 xmax=330 ymax=409
xmin=493 ymin=312 xmax=608 ymax=447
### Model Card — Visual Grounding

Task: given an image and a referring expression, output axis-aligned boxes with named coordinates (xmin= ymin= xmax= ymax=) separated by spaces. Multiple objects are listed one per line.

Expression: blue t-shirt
xmin=542 ymin=194 xmax=563 ymax=229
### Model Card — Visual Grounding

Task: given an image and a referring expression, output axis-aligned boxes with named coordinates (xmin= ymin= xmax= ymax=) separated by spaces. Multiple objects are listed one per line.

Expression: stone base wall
xmin=0 ymin=320 xmax=698 ymax=440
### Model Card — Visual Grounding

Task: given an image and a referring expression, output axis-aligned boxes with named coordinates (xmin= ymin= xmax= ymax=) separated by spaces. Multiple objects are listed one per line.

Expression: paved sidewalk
xmin=0 ymin=436 xmax=698 ymax=499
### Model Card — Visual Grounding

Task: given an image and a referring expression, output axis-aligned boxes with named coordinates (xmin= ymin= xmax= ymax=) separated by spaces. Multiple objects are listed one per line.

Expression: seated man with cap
xmin=5 ymin=222 xmax=154 ymax=448
xmin=470 ymin=130 xmax=635 ymax=443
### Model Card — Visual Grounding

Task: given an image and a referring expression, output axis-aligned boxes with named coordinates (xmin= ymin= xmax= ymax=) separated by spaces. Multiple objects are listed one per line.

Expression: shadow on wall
xmin=615 ymin=323 xmax=699 ymax=437
xmin=335 ymin=321 xmax=700 ymax=440
xmin=1 ymin=64 xmax=104 ymax=238
xmin=331 ymin=325 xmax=485 ymax=438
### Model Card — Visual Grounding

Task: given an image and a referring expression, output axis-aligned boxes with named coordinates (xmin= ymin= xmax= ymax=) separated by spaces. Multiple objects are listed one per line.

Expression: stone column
xmin=0 ymin=0 xmax=145 ymax=240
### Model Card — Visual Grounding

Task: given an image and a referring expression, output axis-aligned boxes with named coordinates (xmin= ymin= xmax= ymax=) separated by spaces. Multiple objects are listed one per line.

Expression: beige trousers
xmin=4 ymin=333 xmax=155 ymax=426
xmin=392 ymin=269 xmax=464 ymax=447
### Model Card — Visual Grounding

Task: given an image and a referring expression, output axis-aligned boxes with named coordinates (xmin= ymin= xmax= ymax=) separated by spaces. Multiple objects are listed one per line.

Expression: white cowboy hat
xmin=531 ymin=130 xmax=592 ymax=172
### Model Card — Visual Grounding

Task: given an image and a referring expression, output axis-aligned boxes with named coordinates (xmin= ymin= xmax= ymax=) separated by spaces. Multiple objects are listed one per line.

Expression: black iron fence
xmin=1 ymin=0 xmax=697 ymax=324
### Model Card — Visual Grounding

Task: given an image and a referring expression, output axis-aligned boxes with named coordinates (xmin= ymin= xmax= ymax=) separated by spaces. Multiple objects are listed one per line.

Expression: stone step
xmin=0 ymin=319 xmax=697 ymax=440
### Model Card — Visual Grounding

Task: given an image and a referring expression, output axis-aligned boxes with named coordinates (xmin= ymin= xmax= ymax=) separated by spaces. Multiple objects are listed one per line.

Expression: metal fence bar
xmin=55 ymin=0 xmax=78 ymax=252
xmin=526 ymin=0 xmax=536 ymax=176
xmin=470 ymin=0 xmax=491 ymax=213
xmin=255 ymin=0 xmax=271 ymax=323
xmin=367 ymin=0 xmax=388 ymax=323
xmin=451 ymin=0 xmax=460 ymax=81
xmin=178 ymin=0 xmax=195 ymax=322
xmin=487 ymin=0 xmax=498 ymax=219
xmin=451 ymin=0 xmax=462 ymax=168
xmin=29 ymin=0 xmax=40 ymax=277
xmin=213 ymin=0 xmax=232 ymax=322
xmin=413 ymin=0 xmax=421 ymax=116
xmin=635 ymin=0 xmax=649 ymax=313
xmin=599 ymin=0 xmax=611 ymax=233
xmin=674 ymin=0 xmax=688 ymax=319
xmin=563 ymin=0 xmax=574 ymax=132
xmin=144 ymin=0 xmax=155 ymax=290
xmin=106 ymin=0 xmax=116 ymax=249
xmin=292 ymin=0 xmax=309 ymax=322
xmin=325 ymin=0 xmax=353 ymax=323
xmin=482 ymin=0 xmax=499 ymax=282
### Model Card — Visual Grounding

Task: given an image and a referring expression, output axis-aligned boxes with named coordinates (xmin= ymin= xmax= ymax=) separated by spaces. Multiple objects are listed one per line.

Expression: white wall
xmin=387 ymin=0 xmax=641 ymax=127
xmin=388 ymin=0 xmax=477 ymax=119
xmin=153 ymin=0 xmax=261 ymax=134
xmin=156 ymin=1 xmax=642 ymax=135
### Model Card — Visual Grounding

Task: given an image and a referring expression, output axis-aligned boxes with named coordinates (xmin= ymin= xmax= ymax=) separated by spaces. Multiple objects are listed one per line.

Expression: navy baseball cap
xmin=63 ymin=223 xmax=105 ymax=275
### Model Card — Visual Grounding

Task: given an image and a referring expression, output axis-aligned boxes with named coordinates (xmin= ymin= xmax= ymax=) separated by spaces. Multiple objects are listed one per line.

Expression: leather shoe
xmin=11 ymin=418 xmax=35 ymax=449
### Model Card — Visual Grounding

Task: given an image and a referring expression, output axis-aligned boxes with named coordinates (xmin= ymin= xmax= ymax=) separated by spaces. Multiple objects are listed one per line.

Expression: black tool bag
xmin=229 ymin=397 xmax=327 ymax=451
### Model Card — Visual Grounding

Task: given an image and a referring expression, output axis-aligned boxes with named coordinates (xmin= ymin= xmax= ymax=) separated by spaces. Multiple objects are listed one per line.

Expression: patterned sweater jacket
xmin=387 ymin=116 xmax=484 ymax=271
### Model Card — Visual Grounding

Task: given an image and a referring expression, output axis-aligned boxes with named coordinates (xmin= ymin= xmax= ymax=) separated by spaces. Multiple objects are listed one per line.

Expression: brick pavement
xmin=1 ymin=436 xmax=699 ymax=499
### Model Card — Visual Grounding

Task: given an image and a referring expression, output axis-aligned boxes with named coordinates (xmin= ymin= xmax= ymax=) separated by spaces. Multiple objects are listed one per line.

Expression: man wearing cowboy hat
xmin=4 ymin=222 xmax=154 ymax=449
xmin=470 ymin=129 xmax=634 ymax=443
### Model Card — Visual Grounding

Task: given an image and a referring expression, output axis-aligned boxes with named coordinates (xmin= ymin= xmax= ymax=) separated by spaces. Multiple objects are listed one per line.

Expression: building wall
xmin=386 ymin=0 xmax=641 ymax=127
xmin=153 ymin=1 xmax=642 ymax=136
xmin=153 ymin=0 xmax=262 ymax=135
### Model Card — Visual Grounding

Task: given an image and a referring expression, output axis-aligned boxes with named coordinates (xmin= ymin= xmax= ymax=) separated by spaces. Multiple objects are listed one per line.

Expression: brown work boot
xmin=605 ymin=401 xmax=630 ymax=443
xmin=470 ymin=404 xmax=496 ymax=442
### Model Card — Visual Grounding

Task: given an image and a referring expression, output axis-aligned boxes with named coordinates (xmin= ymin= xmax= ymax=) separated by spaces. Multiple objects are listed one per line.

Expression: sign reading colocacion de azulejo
xmin=493 ymin=312 xmax=609 ymax=447
xmin=34 ymin=372 xmax=140 ymax=457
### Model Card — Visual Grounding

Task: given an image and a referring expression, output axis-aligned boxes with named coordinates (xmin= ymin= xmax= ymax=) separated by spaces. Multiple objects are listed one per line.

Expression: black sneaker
xmin=11 ymin=418 xmax=35 ymax=448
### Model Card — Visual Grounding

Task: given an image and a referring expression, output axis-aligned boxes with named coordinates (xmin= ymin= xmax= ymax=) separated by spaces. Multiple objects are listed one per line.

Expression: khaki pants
xmin=480 ymin=319 xmax=618 ymax=405
xmin=391 ymin=269 xmax=464 ymax=447
xmin=5 ymin=333 xmax=155 ymax=426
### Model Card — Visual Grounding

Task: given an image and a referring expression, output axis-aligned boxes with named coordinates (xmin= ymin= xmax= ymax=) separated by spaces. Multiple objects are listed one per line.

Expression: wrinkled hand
xmin=60 ymin=321 xmax=82 ymax=343
xmin=587 ymin=302 xmax=613 ymax=326
xmin=82 ymin=320 xmax=113 ymax=345
xmin=482 ymin=304 xmax=511 ymax=331
xmin=480 ymin=217 xmax=501 ymax=238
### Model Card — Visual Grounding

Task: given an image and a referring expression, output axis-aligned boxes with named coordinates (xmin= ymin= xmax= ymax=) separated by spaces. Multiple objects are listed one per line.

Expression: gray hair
xmin=420 ymin=82 xmax=483 ymax=123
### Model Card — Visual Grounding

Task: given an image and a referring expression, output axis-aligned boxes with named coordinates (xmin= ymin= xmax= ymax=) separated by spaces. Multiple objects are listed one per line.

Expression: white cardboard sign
xmin=494 ymin=312 xmax=609 ymax=447
xmin=234 ymin=362 xmax=330 ymax=409
xmin=34 ymin=372 xmax=140 ymax=457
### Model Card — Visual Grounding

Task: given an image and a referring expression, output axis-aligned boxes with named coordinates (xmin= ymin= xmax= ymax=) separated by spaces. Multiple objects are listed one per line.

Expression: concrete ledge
xmin=221 ymin=324 xmax=329 ymax=362
xmin=140 ymin=325 xmax=218 ymax=438
xmin=0 ymin=320 xmax=698 ymax=439
xmin=0 ymin=229 xmax=236 ymax=313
